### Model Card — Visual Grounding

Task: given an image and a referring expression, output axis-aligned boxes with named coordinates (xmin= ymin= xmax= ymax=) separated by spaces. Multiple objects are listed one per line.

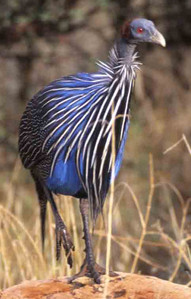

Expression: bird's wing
xmin=18 ymin=72 xmax=111 ymax=170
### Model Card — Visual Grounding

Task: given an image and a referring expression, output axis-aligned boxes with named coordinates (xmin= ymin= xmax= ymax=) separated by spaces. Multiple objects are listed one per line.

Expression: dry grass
xmin=0 ymin=135 xmax=191 ymax=291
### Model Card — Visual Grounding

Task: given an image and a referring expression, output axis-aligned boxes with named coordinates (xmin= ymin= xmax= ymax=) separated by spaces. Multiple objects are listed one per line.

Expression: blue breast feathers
xmin=39 ymin=72 xmax=111 ymax=196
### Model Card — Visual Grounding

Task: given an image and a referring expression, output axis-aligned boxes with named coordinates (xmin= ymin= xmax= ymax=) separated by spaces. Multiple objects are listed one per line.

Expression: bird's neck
xmin=117 ymin=38 xmax=136 ymax=59
xmin=109 ymin=38 xmax=137 ymax=67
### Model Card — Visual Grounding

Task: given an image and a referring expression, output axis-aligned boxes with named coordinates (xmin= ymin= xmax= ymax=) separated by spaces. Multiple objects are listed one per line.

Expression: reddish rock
xmin=1 ymin=274 xmax=191 ymax=299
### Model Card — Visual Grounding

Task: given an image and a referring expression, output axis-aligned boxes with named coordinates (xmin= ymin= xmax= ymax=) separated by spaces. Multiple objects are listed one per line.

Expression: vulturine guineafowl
xmin=19 ymin=18 xmax=166 ymax=283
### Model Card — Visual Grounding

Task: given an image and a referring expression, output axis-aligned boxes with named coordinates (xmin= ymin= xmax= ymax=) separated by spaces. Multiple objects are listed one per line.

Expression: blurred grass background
xmin=0 ymin=0 xmax=191 ymax=290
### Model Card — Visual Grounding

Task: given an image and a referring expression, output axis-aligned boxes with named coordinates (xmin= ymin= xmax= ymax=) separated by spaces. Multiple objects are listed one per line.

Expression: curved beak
xmin=151 ymin=29 xmax=166 ymax=47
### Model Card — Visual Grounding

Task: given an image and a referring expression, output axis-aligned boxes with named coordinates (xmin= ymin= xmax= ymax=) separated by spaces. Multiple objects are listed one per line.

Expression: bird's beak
xmin=151 ymin=29 xmax=166 ymax=47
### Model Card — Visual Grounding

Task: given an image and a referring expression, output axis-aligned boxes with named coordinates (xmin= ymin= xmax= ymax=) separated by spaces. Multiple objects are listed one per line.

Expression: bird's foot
xmin=55 ymin=219 xmax=74 ymax=268
xmin=68 ymin=261 xmax=100 ymax=284
xmin=94 ymin=263 xmax=118 ymax=277
xmin=68 ymin=261 xmax=117 ymax=284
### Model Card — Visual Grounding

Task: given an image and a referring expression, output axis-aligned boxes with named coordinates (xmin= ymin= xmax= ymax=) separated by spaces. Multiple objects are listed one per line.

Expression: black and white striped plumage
xmin=19 ymin=42 xmax=140 ymax=221
xmin=18 ymin=18 xmax=165 ymax=283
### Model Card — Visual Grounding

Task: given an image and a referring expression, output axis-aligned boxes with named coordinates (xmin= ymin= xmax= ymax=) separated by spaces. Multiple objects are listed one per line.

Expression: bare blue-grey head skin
xmin=121 ymin=18 xmax=166 ymax=47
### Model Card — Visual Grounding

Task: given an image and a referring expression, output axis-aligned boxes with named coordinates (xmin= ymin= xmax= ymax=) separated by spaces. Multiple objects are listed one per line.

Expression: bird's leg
xmin=69 ymin=198 xmax=101 ymax=283
xmin=80 ymin=198 xmax=101 ymax=283
xmin=32 ymin=171 xmax=74 ymax=266
xmin=45 ymin=188 xmax=75 ymax=267
xmin=32 ymin=170 xmax=74 ymax=267
xmin=68 ymin=198 xmax=118 ymax=283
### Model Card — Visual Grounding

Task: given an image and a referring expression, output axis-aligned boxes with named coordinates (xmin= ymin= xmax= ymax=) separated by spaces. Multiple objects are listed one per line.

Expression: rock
xmin=1 ymin=273 xmax=191 ymax=299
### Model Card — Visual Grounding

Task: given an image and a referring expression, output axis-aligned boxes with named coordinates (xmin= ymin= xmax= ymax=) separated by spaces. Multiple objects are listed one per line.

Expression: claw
xmin=55 ymin=222 xmax=74 ymax=268
xmin=69 ymin=261 xmax=117 ymax=284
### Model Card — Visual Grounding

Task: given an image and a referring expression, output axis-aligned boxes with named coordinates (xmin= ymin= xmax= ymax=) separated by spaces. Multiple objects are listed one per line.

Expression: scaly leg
xmin=70 ymin=198 xmax=100 ymax=283
xmin=31 ymin=171 xmax=74 ymax=267
xmin=47 ymin=189 xmax=74 ymax=266
xmin=69 ymin=198 xmax=118 ymax=283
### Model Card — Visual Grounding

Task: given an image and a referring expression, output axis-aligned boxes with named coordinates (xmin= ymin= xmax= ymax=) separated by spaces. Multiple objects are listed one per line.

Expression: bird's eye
xmin=137 ymin=27 xmax=144 ymax=34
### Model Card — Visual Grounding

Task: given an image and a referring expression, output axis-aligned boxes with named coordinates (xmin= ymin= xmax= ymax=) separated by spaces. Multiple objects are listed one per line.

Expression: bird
xmin=18 ymin=18 xmax=166 ymax=284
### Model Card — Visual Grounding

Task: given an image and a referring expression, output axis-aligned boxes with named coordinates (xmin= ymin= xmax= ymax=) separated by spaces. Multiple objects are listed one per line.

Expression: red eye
xmin=137 ymin=27 xmax=144 ymax=34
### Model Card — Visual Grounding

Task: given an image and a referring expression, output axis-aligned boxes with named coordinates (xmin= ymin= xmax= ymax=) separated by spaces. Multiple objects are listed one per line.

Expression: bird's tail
xmin=31 ymin=170 xmax=48 ymax=252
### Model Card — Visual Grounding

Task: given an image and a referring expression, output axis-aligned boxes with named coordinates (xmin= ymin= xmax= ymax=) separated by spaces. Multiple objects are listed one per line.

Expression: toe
xmin=56 ymin=230 xmax=62 ymax=260
xmin=55 ymin=224 xmax=74 ymax=267
xmin=94 ymin=273 xmax=101 ymax=284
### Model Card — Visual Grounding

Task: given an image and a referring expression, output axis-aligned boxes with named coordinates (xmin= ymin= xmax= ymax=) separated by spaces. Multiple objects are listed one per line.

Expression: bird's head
xmin=121 ymin=18 xmax=166 ymax=47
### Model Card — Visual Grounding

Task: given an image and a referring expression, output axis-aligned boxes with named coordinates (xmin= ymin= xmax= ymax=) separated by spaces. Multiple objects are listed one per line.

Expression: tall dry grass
xmin=0 ymin=135 xmax=191 ymax=291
